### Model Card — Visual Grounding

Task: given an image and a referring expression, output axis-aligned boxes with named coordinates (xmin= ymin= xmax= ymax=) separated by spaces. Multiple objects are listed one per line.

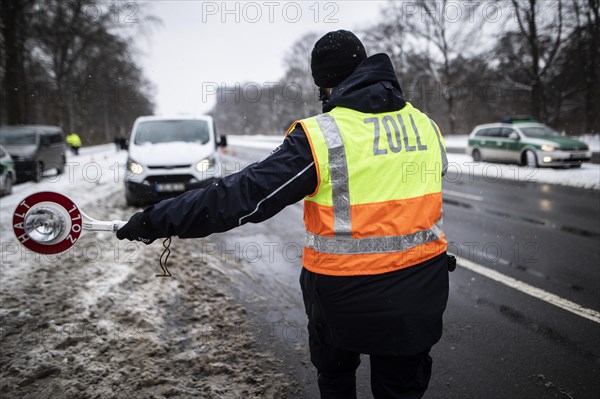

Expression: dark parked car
xmin=0 ymin=125 xmax=67 ymax=182
xmin=0 ymin=145 xmax=17 ymax=196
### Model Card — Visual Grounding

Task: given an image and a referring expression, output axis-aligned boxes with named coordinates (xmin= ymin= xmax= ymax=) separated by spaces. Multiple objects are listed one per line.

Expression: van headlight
xmin=541 ymin=144 xmax=556 ymax=152
xmin=127 ymin=160 xmax=144 ymax=174
xmin=195 ymin=157 xmax=216 ymax=172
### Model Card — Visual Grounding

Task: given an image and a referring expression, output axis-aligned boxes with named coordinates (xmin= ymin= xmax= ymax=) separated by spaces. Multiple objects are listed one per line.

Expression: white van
xmin=124 ymin=115 xmax=226 ymax=206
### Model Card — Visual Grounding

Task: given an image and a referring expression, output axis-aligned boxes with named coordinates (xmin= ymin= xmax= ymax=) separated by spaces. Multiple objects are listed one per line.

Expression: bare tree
xmin=0 ymin=0 xmax=157 ymax=143
xmin=571 ymin=0 xmax=600 ymax=132
xmin=281 ymin=32 xmax=321 ymax=119
xmin=0 ymin=0 xmax=36 ymax=124
xmin=386 ymin=0 xmax=487 ymax=134
xmin=361 ymin=23 xmax=405 ymax=74
xmin=210 ymin=0 xmax=597 ymax=136
xmin=30 ymin=0 xmax=158 ymax=133
xmin=508 ymin=0 xmax=564 ymax=122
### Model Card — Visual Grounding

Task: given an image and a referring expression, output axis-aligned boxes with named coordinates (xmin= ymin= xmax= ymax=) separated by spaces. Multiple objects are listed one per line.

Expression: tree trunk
xmin=528 ymin=0 xmax=543 ymax=121
xmin=103 ymin=87 xmax=111 ymax=142
xmin=584 ymin=0 xmax=600 ymax=132
xmin=1 ymin=0 xmax=26 ymax=124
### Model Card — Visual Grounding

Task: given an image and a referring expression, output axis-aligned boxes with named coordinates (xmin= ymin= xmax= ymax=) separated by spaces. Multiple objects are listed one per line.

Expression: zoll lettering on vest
xmin=288 ymin=104 xmax=449 ymax=276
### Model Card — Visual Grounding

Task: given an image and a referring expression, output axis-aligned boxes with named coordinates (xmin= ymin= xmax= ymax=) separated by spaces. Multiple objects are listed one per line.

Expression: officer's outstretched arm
xmin=117 ymin=128 xmax=317 ymax=241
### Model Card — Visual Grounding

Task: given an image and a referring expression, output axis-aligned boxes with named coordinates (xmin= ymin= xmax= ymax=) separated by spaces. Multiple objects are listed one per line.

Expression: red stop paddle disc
xmin=13 ymin=191 xmax=83 ymax=255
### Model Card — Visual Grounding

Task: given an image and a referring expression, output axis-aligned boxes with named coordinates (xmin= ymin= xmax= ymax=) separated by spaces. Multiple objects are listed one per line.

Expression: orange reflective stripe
xmin=350 ymin=192 xmax=442 ymax=238
xmin=285 ymin=121 xmax=300 ymax=136
xmin=304 ymin=193 xmax=442 ymax=238
xmin=304 ymin=200 xmax=335 ymax=237
xmin=302 ymin=240 xmax=447 ymax=276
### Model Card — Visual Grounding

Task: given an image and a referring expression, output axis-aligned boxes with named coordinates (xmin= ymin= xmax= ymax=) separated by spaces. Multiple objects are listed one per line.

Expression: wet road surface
xmin=210 ymin=144 xmax=600 ymax=398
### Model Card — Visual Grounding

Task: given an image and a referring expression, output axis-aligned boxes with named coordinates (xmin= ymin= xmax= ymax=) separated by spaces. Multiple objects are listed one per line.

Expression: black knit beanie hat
xmin=311 ymin=30 xmax=367 ymax=88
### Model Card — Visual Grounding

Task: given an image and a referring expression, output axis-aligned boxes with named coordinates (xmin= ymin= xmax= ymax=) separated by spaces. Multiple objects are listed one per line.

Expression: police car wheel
xmin=472 ymin=149 xmax=482 ymax=162
xmin=523 ymin=150 xmax=537 ymax=167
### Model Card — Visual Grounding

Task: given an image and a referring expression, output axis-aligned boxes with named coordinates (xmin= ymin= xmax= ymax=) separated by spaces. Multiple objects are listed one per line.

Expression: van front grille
xmin=144 ymin=174 xmax=195 ymax=184
xmin=147 ymin=164 xmax=191 ymax=170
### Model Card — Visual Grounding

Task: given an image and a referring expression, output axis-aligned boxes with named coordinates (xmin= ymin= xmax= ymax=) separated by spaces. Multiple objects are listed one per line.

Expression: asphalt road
xmin=207 ymin=144 xmax=600 ymax=398
xmin=436 ymin=170 xmax=600 ymax=399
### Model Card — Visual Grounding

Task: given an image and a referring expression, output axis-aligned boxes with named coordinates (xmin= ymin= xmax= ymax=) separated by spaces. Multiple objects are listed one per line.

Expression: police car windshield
xmin=0 ymin=129 xmax=37 ymax=146
xmin=520 ymin=126 xmax=562 ymax=138
xmin=134 ymin=120 xmax=210 ymax=145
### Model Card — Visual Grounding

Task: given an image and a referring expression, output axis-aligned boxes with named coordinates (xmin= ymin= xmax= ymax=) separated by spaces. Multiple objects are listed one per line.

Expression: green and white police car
xmin=467 ymin=118 xmax=591 ymax=168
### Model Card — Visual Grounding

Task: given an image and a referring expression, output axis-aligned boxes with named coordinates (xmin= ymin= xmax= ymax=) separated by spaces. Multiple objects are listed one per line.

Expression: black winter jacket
xmin=143 ymin=53 xmax=449 ymax=356
xmin=143 ymin=53 xmax=408 ymax=237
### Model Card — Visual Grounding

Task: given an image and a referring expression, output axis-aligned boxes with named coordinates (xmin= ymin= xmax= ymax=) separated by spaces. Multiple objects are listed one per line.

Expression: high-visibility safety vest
xmin=289 ymin=103 xmax=448 ymax=276
xmin=66 ymin=133 xmax=81 ymax=147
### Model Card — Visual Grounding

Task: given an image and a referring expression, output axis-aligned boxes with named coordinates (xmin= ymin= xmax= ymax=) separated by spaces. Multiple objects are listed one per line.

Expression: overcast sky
xmin=137 ymin=1 xmax=387 ymax=115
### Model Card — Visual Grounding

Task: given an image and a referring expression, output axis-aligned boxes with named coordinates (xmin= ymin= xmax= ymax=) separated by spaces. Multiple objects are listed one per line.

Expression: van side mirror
xmin=219 ymin=135 xmax=227 ymax=147
xmin=508 ymin=132 xmax=520 ymax=140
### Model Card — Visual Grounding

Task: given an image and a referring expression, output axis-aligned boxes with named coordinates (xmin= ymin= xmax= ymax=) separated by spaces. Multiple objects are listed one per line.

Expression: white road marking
xmin=443 ymin=189 xmax=484 ymax=202
xmin=453 ymin=254 xmax=600 ymax=324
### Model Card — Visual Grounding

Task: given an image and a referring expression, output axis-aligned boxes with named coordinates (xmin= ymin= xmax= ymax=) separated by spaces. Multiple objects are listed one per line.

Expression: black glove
xmin=116 ymin=211 xmax=160 ymax=244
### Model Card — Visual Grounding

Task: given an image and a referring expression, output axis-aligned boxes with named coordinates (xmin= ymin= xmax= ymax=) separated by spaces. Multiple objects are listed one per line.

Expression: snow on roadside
xmin=3 ymin=144 xmax=126 ymax=212
xmin=413 ymin=134 xmax=600 ymax=152
xmin=227 ymin=134 xmax=283 ymax=150
xmin=227 ymin=135 xmax=600 ymax=190
xmin=442 ymin=134 xmax=469 ymax=149
xmin=1 ymin=146 xmax=128 ymax=280
xmin=0 ymin=144 xmax=293 ymax=398
xmin=578 ymin=134 xmax=600 ymax=152
xmin=447 ymin=153 xmax=600 ymax=190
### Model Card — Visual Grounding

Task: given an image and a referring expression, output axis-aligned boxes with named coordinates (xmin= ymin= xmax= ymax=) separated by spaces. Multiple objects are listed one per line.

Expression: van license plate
xmin=156 ymin=183 xmax=185 ymax=192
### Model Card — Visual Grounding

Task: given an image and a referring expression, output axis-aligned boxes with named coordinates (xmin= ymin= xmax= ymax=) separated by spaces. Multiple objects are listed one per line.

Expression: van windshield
xmin=0 ymin=129 xmax=37 ymax=146
xmin=134 ymin=120 xmax=210 ymax=145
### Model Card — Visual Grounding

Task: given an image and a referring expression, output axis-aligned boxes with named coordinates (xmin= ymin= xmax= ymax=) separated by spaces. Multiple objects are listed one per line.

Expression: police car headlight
xmin=541 ymin=144 xmax=556 ymax=152
xmin=127 ymin=160 xmax=144 ymax=174
xmin=195 ymin=157 xmax=216 ymax=172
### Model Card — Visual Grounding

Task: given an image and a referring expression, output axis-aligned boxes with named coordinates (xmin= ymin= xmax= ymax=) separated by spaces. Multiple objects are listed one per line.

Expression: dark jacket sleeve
xmin=143 ymin=126 xmax=317 ymax=238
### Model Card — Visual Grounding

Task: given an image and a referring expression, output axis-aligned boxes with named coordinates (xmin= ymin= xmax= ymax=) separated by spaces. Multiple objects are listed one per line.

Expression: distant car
xmin=123 ymin=115 xmax=227 ymax=206
xmin=0 ymin=145 xmax=17 ymax=196
xmin=0 ymin=125 xmax=67 ymax=181
xmin=467 ymin=118 xmax=591 ymax=167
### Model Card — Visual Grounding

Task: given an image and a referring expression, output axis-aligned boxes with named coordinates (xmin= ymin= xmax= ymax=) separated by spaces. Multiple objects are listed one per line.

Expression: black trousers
xmin=309 ymin=319 xmax=432 ymax=399
xmin=300 ymin=256 xmax=448 ymax=398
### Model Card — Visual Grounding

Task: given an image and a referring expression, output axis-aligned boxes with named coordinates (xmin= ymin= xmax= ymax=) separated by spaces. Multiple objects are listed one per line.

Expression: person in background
xmin=117 ymin=30 xmax=450 ymax=399
xmin=66 ymin=132 xmax=81 ymax=155
xmin=114 ymin=135 xmax=128 ymax=151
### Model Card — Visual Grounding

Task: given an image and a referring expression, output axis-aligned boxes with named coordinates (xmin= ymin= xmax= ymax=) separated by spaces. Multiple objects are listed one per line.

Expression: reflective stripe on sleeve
xmin=238 ymin=161 xmax=315 ymax=226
